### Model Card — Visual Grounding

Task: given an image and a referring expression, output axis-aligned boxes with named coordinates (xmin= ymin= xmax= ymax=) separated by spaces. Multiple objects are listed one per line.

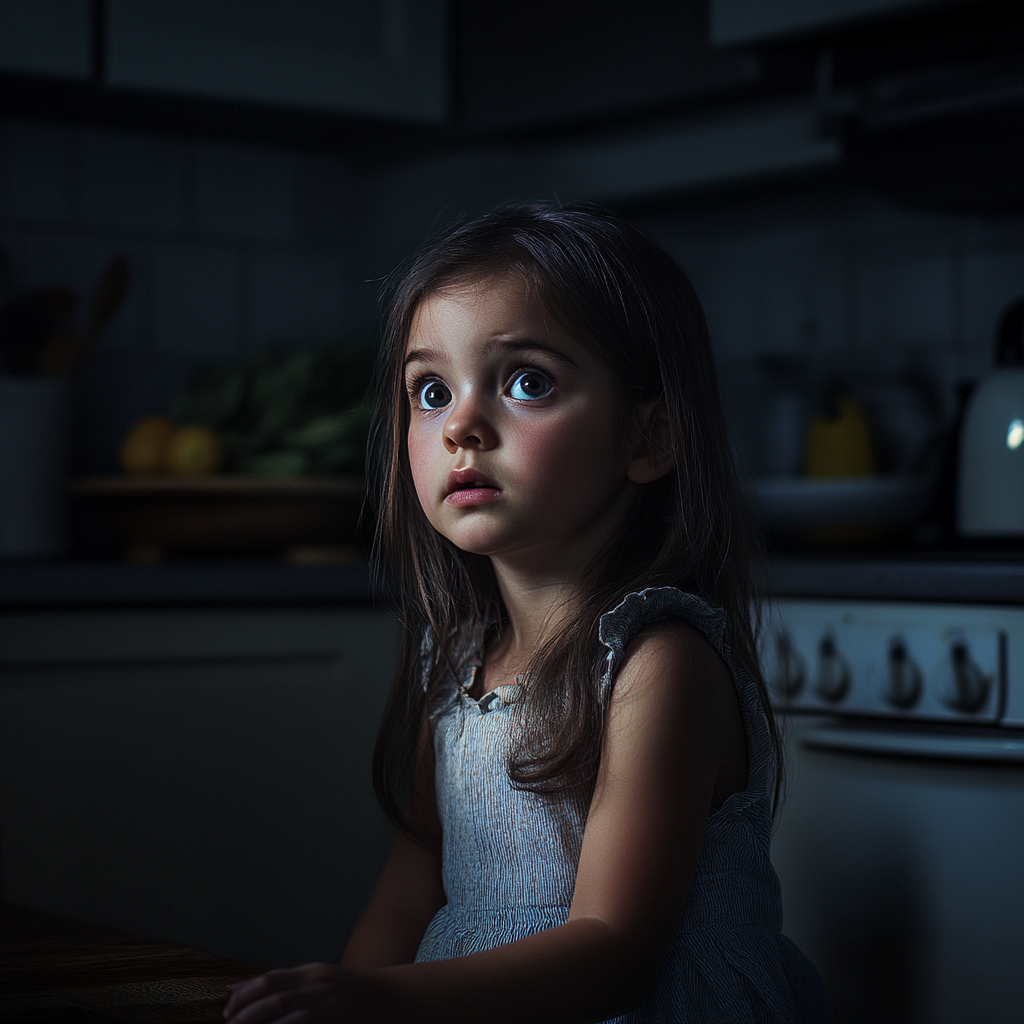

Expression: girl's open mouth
xmin=445 ymin=469 xmax=502 ymax=507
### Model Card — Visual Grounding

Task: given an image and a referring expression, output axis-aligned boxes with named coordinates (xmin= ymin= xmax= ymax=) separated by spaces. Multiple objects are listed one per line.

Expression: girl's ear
xmin=627 ymin=398 xmax=675 ymax=484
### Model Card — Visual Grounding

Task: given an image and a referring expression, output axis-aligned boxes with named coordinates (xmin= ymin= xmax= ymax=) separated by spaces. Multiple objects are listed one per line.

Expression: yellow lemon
xmin=121 ymin=416 xmax=175 ymax=475
xmin=166 ymin=425 xmax=225 ymax=476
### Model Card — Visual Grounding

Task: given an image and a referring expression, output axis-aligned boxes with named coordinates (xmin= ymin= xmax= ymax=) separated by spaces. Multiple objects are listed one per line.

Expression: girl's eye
xmin=509 ymin=371 xmax=552 ymax=401
xmin=417 ymin=380 xmax=452 ymax=410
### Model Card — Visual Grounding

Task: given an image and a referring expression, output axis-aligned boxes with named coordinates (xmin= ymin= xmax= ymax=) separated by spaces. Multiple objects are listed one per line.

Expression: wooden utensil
xmin=35 ymin=256 xmax=130 ymax=376
xmin=0 ymin=286 xmax=77 ymax=374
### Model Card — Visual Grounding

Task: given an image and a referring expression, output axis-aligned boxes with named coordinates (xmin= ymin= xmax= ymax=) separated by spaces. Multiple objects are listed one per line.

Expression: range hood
xmin=833 ymin=56 xmax=1024 ymax=216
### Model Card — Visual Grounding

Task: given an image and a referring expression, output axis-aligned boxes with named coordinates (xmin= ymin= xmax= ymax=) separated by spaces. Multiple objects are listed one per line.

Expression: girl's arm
xmin=225 ymin=621 xmax=745 ymax=1024
xmin=339 ymin=830 xmax=445 ymax=970
xmin=341 ymin=721 xmax=446 ymax=970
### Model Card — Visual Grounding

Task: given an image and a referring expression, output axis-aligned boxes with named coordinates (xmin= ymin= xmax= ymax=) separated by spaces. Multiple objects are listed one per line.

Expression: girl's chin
xmin=446 ymin=534 xmax=508 ymax=557
xmin=436 ymin=521 xmax=518 ymax=558
xmin=441 ymin=528 xmax=569 ymax=565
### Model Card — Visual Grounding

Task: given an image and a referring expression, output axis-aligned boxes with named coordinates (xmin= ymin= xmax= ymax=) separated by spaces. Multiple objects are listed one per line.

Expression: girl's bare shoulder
xmin=602 ymin=615 xmax=747 ymax=809
xmin=611 ymin=616 xmax=732 ymax=705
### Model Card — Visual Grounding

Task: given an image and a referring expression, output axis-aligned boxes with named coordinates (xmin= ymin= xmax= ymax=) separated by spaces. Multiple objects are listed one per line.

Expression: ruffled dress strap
xmin=597 ymin=588 xmax=727 ymax=699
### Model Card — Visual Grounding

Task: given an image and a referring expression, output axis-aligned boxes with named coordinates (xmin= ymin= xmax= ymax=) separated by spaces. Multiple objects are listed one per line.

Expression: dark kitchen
xmin=1 ymin=3 xmax=1022 ymax=1023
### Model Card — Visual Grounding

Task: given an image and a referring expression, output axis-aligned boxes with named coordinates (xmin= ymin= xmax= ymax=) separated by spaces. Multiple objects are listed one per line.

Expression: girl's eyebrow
xmin=492 ymin=338 xmax=579 ymax=367
xmin=403 ymin=339 xmax=578 ymax=370
xmin=404 ymin=347 xmax=444 ymax=369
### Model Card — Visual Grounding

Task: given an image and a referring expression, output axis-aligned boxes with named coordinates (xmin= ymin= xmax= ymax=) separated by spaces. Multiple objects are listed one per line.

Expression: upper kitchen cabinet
xmin=709 ymin=0 xmax=941 ymax=45
xmin=456 ymin=1 xmax=758 ymax=135
xmin=0 ymin=0 xmax=91 ymax=79
xmin=105 ymin=0 xmax=449 ymax=123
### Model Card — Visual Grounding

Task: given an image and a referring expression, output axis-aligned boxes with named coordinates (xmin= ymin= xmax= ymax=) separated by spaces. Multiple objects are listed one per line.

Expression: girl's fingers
xmin=221 ymin=964 xmax=391 ymax=1024
xmin=223 ymin=966 xmax=330 ymax=1018
xmin=225 ymin=976 xmax=263 ymax=1006
xmin=227 ymin=983 xmax=356 ymax=1024
xmin=226 ymin=987 xmax=313 ymax=1024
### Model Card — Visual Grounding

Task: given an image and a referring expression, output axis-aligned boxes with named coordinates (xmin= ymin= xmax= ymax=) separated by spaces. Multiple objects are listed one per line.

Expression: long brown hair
xmin=368 ymin=203 xmax=778 ymax=836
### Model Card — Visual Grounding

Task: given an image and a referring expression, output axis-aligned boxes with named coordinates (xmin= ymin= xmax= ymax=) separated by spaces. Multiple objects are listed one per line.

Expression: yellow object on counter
xmin=120 ymin=416 xmax=175 ymax=475
xmin=120 ymin=417 xmax=225 ymax=476
xmin=804 ymin=396 xmax=876 ymax=478
xmin=165 ymin=425 xmax=225 ymax=476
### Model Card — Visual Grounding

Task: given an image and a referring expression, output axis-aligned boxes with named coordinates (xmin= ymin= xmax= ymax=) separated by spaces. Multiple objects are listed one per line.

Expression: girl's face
xmin=403 ymin=276 xmax=642 ymax=575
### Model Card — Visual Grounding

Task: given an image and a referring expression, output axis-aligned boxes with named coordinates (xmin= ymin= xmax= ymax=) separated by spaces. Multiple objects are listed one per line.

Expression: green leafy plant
xmin=169 ymin=342 xmax=375 ymax=477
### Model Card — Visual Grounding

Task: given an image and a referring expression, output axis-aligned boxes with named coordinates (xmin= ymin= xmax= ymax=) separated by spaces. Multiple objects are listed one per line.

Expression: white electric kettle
xmin=957 ymin=300 xmax=1024 ymax=537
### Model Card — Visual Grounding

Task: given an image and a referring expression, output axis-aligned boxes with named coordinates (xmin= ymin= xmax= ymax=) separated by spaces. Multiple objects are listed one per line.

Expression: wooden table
xmin=1 ymin=903 xmax=263 ymax=1023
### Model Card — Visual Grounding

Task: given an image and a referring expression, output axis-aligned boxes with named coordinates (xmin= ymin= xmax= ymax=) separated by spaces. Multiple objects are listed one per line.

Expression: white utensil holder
xmin=0 ymin=376 xmax=72 ymax=558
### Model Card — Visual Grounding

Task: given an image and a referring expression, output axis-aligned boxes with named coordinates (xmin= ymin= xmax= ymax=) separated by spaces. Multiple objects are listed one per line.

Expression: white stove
xmin=764 ymin=598 xmax=1024 ymax=1024
xmin=764 ymin=598 xmax=1024 ymax=732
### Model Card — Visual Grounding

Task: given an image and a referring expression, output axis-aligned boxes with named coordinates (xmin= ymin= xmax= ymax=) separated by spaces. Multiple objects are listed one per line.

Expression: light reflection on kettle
xmin=956 ymin=300 xmax=1024 ymax=538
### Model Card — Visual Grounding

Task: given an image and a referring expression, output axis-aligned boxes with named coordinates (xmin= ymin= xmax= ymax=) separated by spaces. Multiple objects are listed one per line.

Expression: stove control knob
xmin=946 ymin=642 xmax=991 ymax=714
xmin=815 ymin=635 xmax=850 ymax=703
xmin=774 ymin=632 xmax=806 ymax=698
xmin=885 ymin=639 xmax=923 ymax=710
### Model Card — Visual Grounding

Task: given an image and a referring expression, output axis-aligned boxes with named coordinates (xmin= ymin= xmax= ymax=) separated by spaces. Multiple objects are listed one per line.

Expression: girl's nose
xmin=443 ymin=397 xmax=498 ymax=454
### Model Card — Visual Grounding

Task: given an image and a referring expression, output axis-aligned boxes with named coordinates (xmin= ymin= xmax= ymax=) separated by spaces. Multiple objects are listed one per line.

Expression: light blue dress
xmin=414 ymin=587 xmax=832 ymax=1023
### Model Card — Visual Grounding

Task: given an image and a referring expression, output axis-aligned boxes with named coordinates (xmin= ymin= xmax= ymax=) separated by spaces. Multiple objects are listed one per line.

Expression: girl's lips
xmin=444 ymin=468 xmax=502 ymax=507
xmin=444 ymin=486 xmax=502 ymax=507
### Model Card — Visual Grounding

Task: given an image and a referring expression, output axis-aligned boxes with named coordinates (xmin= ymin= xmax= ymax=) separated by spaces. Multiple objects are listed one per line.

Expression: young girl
xmin=224 ymin=204 xmax=831 ymax=1024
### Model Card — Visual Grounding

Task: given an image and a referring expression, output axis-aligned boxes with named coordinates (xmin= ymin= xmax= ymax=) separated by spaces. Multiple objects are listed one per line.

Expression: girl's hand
xmin=223 ymin=964 xmax=405 ymax=1024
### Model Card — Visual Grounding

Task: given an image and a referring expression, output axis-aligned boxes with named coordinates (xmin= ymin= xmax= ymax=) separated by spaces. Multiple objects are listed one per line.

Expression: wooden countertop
xmin=1 ymin=902 xmax=262 ymax=1023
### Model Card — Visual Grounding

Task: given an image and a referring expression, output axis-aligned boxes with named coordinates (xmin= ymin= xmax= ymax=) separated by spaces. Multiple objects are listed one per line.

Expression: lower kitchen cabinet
xmin=0 ymin=605 xmax=399 ymax=969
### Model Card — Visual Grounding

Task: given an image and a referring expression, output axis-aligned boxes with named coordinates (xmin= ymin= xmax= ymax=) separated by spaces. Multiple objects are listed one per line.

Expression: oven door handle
xmin=801 ymin=726 xmax=1024 ymax=763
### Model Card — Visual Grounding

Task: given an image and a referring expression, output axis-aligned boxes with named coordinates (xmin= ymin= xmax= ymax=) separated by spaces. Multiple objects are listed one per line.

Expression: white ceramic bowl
xmin=752 ymin=475 xmax=933 ymax=531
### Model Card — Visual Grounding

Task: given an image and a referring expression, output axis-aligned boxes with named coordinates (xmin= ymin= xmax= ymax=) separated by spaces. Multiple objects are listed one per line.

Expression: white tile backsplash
xmin=961 ymin=247 xmax=1024 ymax=357
xmin=757 ymin=254 xmax=810 ymax=355
xmin=855 ymin=253 xmax=956 ymax=350
xmin=150 ymin=243 xmax=242 ymax=360
xmin=294 ymin=153 xmax=358 ymax=251
xmin=643 ymin=189 xmax=1023 ymax=397
xmin=193 ymin=143 xmax=296 ymax=242
xmin=804 ymin=248 xmax=850 ymax=354
xmin=248 ymin=250 xmax=351 ymax=348
xmin=0 ymin=121 xmax=74 ymax=224
xmin=78 ymin=128 xmax=187 ymax=234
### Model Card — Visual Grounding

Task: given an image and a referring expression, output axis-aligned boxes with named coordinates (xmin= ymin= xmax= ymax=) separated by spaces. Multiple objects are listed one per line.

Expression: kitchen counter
xmin=1 ymin=555 xmax=1021 ymax=608
xmin=0 ymin=560 xmax=376 ymax=609
xmin=768 ymin=554 xmax=1024 ymax=604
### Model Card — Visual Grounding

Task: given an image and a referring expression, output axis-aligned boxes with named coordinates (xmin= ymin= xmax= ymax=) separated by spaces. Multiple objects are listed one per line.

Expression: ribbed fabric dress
xmin=414 ymin=587 xmax=832 ymax=1023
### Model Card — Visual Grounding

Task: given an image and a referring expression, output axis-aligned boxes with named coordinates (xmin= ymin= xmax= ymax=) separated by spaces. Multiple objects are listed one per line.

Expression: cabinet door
xmin=0 ymin=606 xmax=400 ymax=968
xmin=106 ymin=0 xmax=449 ymax=123
xmin=0 ymin=0 xmax=91 ymax=79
